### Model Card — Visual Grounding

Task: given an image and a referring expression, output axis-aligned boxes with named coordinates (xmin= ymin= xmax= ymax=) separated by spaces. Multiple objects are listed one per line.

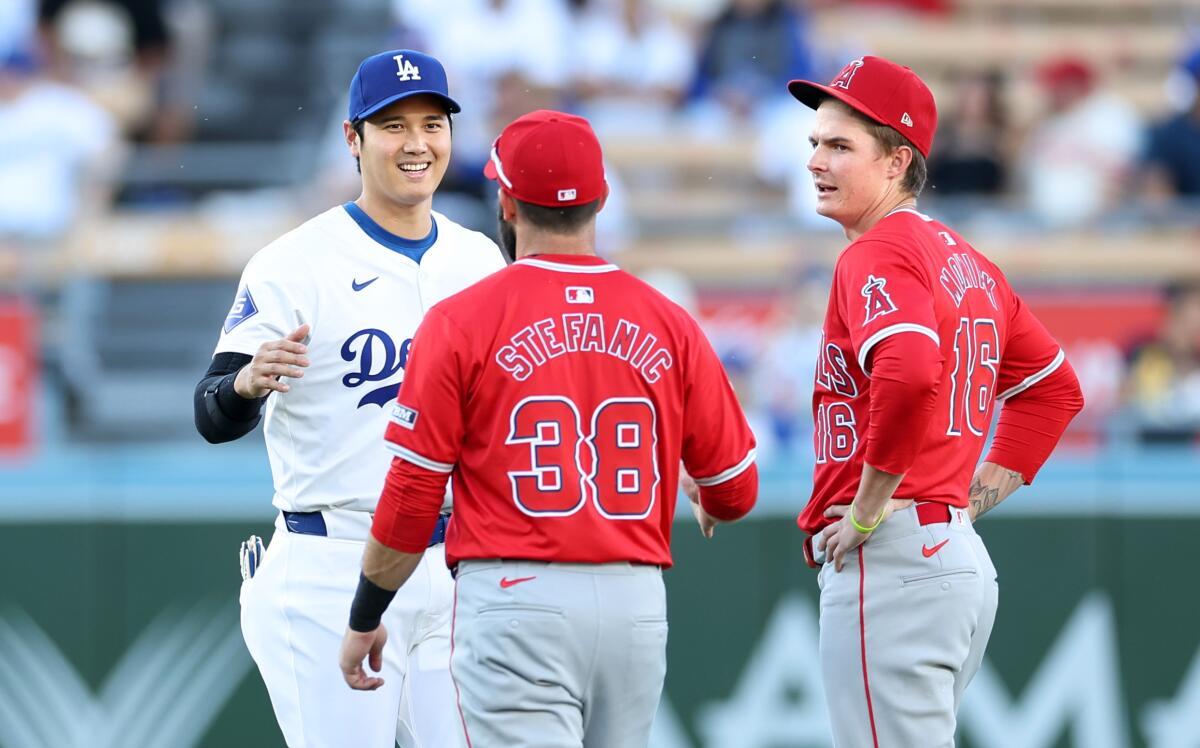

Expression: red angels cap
xmin=788 ymin=56 xmax=938 ymax=158
xmin=484 ymin=110 xmax=606 ymax=207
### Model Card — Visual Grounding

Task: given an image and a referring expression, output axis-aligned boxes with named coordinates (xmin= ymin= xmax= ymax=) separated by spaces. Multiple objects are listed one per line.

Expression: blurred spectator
xmin=927 ymin=69 xmax=1011 ymax=197
xmin=395 ymin=0 xmax=572 ymax=187
xmin=569 ymin=0 xmax=693 ymax=136
xmin=842 ymin=0 xmax=949 ymax=14
xmin=1141 ymin=47 xmax=1200 ymax=205
xmin=1017 ymin=56 xmax=1141 ymax=228
xmin=37 ymin=0 xmax=193 ymax=141
xmin=688 ymin=0 xmax=814 ymax=124
xmin=0 ymin=49 xmax=120 ymax=246
xmin=751 ymin=273 xmax=826 ymax=460
xmin=39 ymin=0 xmax=168 ymax=68
xmin=1123 ymin=282 xmax=1200 ymax=444
xmin=0 ymin=0 xmax=37 ymax=62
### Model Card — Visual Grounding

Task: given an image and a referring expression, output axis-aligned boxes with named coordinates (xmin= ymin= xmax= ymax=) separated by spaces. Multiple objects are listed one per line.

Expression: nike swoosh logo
xmin=352 ymin=277 xmax=379 ymax=292
xmin=499 ymin=576 xmax=536 ymax=589
xmin=922 ymin=539 xmax=950 ymax=558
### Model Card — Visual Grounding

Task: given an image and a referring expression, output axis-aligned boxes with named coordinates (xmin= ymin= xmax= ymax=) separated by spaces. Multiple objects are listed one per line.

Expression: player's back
xmin=416 ymin=253 xmax=752 ymax=567
xmin=864 ymin=210 xmax=1060 ymax=503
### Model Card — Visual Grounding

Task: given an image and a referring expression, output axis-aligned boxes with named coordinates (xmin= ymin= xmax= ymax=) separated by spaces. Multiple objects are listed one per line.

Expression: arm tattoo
xmin=968 ymin=468 xmax=1023 ymax=520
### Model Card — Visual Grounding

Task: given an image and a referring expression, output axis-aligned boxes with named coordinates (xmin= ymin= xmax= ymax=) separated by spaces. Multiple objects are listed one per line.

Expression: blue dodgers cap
xmin=347 ymin=49 xmax=461 ymax=123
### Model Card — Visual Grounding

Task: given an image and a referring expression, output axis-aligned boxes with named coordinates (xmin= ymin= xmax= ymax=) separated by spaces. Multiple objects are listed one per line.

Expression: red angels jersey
xmin=384 ymin=254 xmax=756 ymax=567
xmin=798 ymin=208 xmax=1066 ymax=533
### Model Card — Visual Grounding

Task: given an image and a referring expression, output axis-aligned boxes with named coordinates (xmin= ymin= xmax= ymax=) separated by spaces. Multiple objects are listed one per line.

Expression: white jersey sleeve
xmin=214 ymin=244 xmax=310 ymax=357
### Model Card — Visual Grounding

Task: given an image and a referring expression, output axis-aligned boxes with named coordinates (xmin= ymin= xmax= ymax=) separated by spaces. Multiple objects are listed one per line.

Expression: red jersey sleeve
xmin=371 ymin=307 xmax=467 ymax=552
xmin=680 ymin=320 xmax=757 ymax=520
xmin=985 ymin=291 xmax=1085 ymax=482
xmin=836 ymin=240 xmax=940 ymax=374
xmin=994 ymin=292 xmax=1065 ymax=400
xmin=382 ymin=307 xmax=468 ymax=471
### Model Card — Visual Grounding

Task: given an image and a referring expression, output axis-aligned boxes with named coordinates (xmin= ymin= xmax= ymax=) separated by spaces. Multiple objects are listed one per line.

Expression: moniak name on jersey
xmin=939 ymin=252 xmax=999 ymax=310
xmin=495 ymin=313 xmax=673 ymax=384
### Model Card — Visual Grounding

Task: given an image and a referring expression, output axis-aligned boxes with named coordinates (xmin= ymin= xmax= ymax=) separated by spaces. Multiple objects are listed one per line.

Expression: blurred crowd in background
xmin=1 ymin=0 xmax=1198 ymax=462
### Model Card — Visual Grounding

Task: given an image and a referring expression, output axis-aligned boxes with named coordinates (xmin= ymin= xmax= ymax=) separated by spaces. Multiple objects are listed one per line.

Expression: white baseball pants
xmin=239 ymin=522 xmax=464 ymax=748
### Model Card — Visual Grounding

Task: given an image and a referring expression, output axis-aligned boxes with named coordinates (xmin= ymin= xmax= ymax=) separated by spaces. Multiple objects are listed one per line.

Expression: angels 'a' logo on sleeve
xmin=860 ymin=275 xmax=898 ymax=325
xmin=223 ymin=286 xmax=258 ymax=333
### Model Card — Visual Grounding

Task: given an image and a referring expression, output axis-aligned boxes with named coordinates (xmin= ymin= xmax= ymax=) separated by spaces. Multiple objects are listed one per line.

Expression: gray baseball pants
xmin=451 ymin=559 xmax=668 ymax=748
xmin=817 ymin=504 xmax=999 ymax=747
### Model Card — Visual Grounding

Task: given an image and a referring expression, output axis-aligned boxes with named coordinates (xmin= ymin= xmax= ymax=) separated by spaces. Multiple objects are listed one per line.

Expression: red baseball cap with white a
xmin=788 ymin=56 xmax=938 ymax=158
xmin=484 ymin=110 xmax=606 ymax=207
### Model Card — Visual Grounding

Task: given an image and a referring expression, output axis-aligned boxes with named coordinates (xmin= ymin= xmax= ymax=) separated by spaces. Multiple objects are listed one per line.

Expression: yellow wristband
xmin=848 ymin=502 xmax=885 ymax=534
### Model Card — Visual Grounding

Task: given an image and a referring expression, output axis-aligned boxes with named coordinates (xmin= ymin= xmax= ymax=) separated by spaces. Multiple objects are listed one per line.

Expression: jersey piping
xmin=516 ymin=258 xmax=620 ymax=273
xmin=857 ymin=323 xmax=940 ymax=375
xmin=692 ymin=448 xmax=757 ymax=486
xmin=386 ymin=442 xmax=455 ymax=473
xmin=996 ymin=348 xmax=1065 ymax=401
xmin=884 ymin=206 xmax=932 ymax=222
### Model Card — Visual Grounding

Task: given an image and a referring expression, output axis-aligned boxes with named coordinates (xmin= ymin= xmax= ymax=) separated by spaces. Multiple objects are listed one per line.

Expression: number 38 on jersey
xmin=505 ymin=396 xmax=661 ymax=520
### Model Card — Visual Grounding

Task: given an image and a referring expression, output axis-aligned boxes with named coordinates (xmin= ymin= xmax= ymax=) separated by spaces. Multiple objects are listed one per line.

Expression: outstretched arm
xmin=194 ymin=324 xmax=310 ymax=443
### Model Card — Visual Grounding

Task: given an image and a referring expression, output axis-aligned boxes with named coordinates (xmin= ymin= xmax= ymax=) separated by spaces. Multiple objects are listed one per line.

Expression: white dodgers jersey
xmin=215 ymin=205 xmax=506 ymax=513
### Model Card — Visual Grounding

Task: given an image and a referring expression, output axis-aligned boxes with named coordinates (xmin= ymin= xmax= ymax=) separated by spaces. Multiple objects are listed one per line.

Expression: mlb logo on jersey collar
xmin=566 ymin=287 xmax=594 ymax=304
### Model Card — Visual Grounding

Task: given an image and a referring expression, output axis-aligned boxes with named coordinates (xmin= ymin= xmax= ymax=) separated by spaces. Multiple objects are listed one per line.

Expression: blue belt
xmin=283 ymin=511 xmax=450 ymax=547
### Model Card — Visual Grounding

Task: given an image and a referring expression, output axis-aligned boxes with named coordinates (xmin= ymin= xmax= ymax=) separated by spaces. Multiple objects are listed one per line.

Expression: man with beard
xmin=339 ymin=109 xmax=759 ymax=747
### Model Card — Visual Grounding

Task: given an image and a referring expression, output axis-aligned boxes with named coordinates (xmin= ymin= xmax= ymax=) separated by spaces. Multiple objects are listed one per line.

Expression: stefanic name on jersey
xmin=495 ymin=311 xmax=674 ymax=384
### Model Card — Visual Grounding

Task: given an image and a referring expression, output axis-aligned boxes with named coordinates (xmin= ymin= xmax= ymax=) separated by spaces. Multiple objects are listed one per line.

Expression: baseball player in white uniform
xmin=193 ymin=49 xmax=505 ymax=747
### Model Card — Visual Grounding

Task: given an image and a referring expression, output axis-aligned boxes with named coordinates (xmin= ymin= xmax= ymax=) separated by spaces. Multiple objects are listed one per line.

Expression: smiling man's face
xmin=352 ymin=94 xmax=451 ymax=210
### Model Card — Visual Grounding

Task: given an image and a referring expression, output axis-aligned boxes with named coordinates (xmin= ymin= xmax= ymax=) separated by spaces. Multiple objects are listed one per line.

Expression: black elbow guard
xmin=195 ymin=370 xmax=264 ymax=442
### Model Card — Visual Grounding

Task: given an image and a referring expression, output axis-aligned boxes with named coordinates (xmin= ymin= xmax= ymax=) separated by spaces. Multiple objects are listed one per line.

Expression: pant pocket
xmin=900 ymin=568 xmax=979 ymax=587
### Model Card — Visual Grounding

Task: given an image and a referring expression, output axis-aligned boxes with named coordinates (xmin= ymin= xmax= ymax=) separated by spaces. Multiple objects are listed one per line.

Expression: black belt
xmin=283 ymin=510 xmax=450 ymax=547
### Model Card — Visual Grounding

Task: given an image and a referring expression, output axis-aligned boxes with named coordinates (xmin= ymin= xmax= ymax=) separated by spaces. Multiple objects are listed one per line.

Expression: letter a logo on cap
xmin=831 ymin=58 xmax=865 ymax=90
xmin=393 ymin=54 xmax=422 ymax=81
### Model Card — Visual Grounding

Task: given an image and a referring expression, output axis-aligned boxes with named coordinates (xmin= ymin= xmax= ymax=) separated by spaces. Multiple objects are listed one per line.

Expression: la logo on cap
xmin=393 ymin=54 xmax=421 ymax=81
xmin=831 ymin=58 xmax=864 ymax=90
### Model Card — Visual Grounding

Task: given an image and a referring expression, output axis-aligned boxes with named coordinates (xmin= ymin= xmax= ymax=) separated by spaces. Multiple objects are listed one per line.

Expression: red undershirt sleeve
xmin=863 ymin=332 xmax=944 ymax=475
xmin=698 ymin=463 xmax=758 ymax=521
xmin=371 ymin=457 xmax=451 ymax=553
xmin=985 ymin=359 xmax=1084 ymax=483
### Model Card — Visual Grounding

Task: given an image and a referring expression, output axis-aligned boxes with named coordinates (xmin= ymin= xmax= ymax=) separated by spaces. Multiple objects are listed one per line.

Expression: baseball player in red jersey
xmin=787 ymin=57 xmax=1085 ymax=746
xmin=337 ymin=109 xmax=758 ymax=746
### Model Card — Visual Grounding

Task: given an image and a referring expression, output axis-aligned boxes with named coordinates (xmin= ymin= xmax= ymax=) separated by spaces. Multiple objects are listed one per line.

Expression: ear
xmin=887 ymin=145 xmax=913 ymax=180
xmin=498 ymin=189 xmax=517 ymax=222
xmin=596 ymin=182 xmax=611 ymax=214
xmin=344 ymin=120 xmax=360 ymax=157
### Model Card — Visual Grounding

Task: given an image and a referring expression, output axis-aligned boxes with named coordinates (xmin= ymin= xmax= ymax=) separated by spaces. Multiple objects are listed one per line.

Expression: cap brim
xmin=355 ymin=90 xmax=461 ymax=121
xmin=787 ymin=79 xmax=889 ymax=128
xmin=483 ymin=159 xmax=498 ymax=181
